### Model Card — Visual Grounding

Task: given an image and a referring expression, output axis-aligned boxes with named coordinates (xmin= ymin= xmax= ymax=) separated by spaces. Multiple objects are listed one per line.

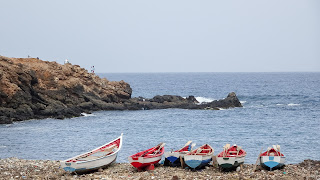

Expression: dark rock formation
xmin=0 ymin=56 xmax=242 ymax=124
xmin=126 ymin=93 xmax=242 ymax=110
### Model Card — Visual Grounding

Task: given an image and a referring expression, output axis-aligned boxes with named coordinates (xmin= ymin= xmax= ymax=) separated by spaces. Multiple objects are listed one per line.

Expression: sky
xmin=0 ymin=0 xmax=319 ymax=72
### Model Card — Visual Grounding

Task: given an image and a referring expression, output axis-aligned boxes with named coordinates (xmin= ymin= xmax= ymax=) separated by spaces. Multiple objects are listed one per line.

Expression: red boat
xmin=216 ymin=144 xmax=246 ymax=169
xmin=128 ymin=143 xmax=165 ymax=171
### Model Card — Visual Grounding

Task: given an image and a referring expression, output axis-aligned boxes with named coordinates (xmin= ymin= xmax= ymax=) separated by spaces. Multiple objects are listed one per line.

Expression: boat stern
xmin=260 ymin=156 xmax=285 ymax=170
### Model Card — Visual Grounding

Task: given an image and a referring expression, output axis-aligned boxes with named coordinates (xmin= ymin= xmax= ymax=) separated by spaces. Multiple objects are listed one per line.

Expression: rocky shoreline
xmin=0 ymin=56 xmax=242 ymax=124
xmin=0 ymin=158 xmax=319 ymax=180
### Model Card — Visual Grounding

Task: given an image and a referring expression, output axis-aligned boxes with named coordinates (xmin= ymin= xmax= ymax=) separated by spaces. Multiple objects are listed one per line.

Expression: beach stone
xmin=172 ymin=175 xmax=179 ymax=180
xmin=236 ymin=166 xmax=241 ymax=172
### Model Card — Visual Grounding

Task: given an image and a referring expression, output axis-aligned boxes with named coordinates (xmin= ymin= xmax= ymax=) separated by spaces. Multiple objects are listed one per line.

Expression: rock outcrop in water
xmin=0 ymin=56 xmax=242 ymax=124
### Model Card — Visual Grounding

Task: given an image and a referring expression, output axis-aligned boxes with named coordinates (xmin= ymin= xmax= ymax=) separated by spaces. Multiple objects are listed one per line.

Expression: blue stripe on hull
xmin=167 ymin=156 xmax=179 ymax=164
xmin=63 ymin=167 xmax=76 ymax=172
xmin=185 ymin=158 xmax=211 ymax=169
xmin=63 ymin=167 xmax=87 ymax=172
xmin=261 ymin=161 xmax=284 ymax=170
xmin=264 ymin=161 xmax=279 ymax=169
xmin=166 ymin=156 xmax=182 ymax=167
xmin=185 ymin=160 xmax=201 ymax=169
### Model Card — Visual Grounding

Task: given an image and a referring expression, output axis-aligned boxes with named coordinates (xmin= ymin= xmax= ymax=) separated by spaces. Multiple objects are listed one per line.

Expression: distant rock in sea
xmin=0 ymin=56 xmax=242 ymax=124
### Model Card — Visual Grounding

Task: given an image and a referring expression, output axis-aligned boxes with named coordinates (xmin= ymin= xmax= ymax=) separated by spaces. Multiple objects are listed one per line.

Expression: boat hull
xmin=164 ymin=152 xmax=183 ymax=166
xmin=61 ymin=153 xmax=117 ymax=173
xmin=60 ymin=134 xmax=123 ymax=173
xmin=184 ymin=155 xmax=212 ymax=169
xmin=128 ymin=156 xmax=162 ymax=170
xmin=217 ymin=156 xmax=245 ymax=169
xmin=260 ymin=156 xmax=285 ymax=170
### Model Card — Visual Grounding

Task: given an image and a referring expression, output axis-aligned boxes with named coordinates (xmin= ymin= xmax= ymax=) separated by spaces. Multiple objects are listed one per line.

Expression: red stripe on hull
xmin=130 ymin=160 xmax=161 ymax=170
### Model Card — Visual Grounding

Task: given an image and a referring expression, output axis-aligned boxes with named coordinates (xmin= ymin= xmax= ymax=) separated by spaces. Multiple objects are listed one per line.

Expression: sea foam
xmin=195 ymin=97 xmax=215 ymax=104
xmin=81 ymin=113 xmax=96 ymax=117
xmin=288 ymin=103 xmax=300 ymax=106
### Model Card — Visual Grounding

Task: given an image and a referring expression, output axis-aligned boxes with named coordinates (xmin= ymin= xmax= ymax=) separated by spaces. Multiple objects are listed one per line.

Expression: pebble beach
xmin=1 ymin=158 xmax=319 ymax=180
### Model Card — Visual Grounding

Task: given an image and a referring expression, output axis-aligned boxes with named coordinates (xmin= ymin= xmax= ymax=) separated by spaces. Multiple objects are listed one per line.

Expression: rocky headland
xmin=0 ymin=56 xmax=242 ymax=124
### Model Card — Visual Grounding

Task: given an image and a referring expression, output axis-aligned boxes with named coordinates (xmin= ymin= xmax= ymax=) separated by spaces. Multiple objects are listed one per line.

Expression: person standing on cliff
xmin=91 ymin=66 xmax=95 ymax=73
xmin=64 ymin=59 xmax=69 ymax=64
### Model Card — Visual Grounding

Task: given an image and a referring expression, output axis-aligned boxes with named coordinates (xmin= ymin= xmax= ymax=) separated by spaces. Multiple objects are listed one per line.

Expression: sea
xmin=0 ymin=72 xmax=319 ymax=164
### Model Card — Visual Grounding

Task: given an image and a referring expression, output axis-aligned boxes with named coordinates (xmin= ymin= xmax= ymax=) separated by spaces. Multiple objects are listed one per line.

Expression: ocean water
xmin=0 ymin=72 xmax=319 ymax=164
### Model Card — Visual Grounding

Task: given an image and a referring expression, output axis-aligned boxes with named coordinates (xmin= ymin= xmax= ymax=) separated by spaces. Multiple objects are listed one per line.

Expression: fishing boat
xmin=260 ymin=145 xmax=285 ymax=170
xmin=60 ymin=133 xmax=123 ymax=173
xmin=184 ymin=144 xmax=214 ymax=169
xmin=216 ymin=144 xmax=246 ymax=170
xmin=128 ymin=142 xmax=165 ymax=171
xmin=164 ymin=141 xmax=194 ymax=166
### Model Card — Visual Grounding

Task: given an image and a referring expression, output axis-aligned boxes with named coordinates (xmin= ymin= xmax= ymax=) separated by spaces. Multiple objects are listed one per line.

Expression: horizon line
xmin=96 ymin=71 xmax=320 ymax=74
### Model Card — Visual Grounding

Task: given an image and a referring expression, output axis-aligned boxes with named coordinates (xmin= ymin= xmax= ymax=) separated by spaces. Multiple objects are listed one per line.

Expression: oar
xmin=141 ymin=143 xmax=162 ymax=157
xmin=253 ymin=147 xmax=263 ymax=172
xmin=178 ymin=141 xmax=192 ymax=151
xmin=153 ymin=143 xmax=166 ymax=155
xmin=236 ymin=146 xmax=242 ymax=156
xmin=184 ymin=141 xmax=192 ymax=147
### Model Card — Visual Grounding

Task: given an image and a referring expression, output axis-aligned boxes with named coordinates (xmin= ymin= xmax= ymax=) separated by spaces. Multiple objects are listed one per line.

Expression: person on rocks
xmin=64 ymin=59 xmax=69 ymax=64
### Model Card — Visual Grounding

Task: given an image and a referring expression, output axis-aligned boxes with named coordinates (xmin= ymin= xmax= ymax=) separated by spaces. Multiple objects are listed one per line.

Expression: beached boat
xmin=128 ymin=142 xmax=165 ymax=171
xmin=216 ymin=144 xmax=246 ymax=170
xmin=184 ymin=144 xmax=214 ymax=169
xmin=164 ymin=141 xmax=194 ymax=166
xmin=260 ymin=145 xmax=285 ymax=170
xmin=60 ymin=133 xmax=123 ymax=173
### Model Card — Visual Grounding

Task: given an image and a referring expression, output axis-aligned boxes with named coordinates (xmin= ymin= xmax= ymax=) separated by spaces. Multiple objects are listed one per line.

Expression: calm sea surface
xmin=0 ymin=73 xmax=319 ymax=164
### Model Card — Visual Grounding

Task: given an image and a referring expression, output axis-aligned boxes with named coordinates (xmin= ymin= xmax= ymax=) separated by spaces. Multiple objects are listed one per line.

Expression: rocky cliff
xmin=0 ymin=56 xmax=132 ymax=124
xmin=0 ymin=56 xmax=242 ymax=124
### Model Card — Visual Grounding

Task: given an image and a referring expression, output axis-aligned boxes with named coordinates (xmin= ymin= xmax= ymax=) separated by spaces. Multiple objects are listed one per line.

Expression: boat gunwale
xmin=62 ymin=133 xmax=123 ymax=164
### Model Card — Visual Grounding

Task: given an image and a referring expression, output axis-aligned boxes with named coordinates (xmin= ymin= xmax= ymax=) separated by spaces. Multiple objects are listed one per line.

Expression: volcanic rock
xmin=0 ymin=56 xmax=242 ymax=124
xmin=0 ymin=56 xmax=131 ymax=124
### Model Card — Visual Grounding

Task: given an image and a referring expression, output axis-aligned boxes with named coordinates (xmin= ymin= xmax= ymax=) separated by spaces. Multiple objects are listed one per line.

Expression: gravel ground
xmin=0 ymin=158 xmax=319 ymax=180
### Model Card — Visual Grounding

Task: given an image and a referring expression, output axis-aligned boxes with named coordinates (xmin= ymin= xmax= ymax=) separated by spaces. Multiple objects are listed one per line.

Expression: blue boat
xmin=164 ymin=141 xmax=194 ymax=166
xmin=184 ymin=144 xmax=214 ymax=169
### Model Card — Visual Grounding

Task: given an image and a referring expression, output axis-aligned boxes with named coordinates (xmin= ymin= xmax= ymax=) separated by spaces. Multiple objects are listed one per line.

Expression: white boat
xmin=164 ymin=141 xmax=194 ymax=166
xmin=60 ymin=133 xmax=123 ymax=173
xmin=184 ymin=144 xmax=214 ymax=169
xmin=260 ymin=145 xmax=285 ymax=170
xmin=216 ymin=144 xmax=246 ymax=170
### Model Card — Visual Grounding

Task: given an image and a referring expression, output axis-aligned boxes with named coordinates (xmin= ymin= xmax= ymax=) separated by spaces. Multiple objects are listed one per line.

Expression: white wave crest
xmin=288 ymin=103 xmax=300 ymax=106
xmin=276 ymin=104 xmax=285 ymax=106
xmin=240 ymin=101 xmax=247 ymax=104
xmin=218 ymin=107 xmax=226 ymax=110
xmin=195 ymin=97 xmax=215 ymax=104
xmin=81 ymin=113 xmax=96 ymax=117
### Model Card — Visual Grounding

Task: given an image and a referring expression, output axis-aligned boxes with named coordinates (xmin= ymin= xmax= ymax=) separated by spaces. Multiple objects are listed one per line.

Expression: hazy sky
xmin=1 ymin=1 xmax=319 ymax=72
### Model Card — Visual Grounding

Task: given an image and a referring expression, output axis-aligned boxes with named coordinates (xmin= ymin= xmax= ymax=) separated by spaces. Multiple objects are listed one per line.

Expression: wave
xmin=81 ymin=113 xmax=96 ymax=117
xmin=240 ymin=101 xmax=247 ymax=104
xmin=195 ymin=97 xmax=215 ymax=104
xmin=288 ymin=103 xmax=300 ymax=106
